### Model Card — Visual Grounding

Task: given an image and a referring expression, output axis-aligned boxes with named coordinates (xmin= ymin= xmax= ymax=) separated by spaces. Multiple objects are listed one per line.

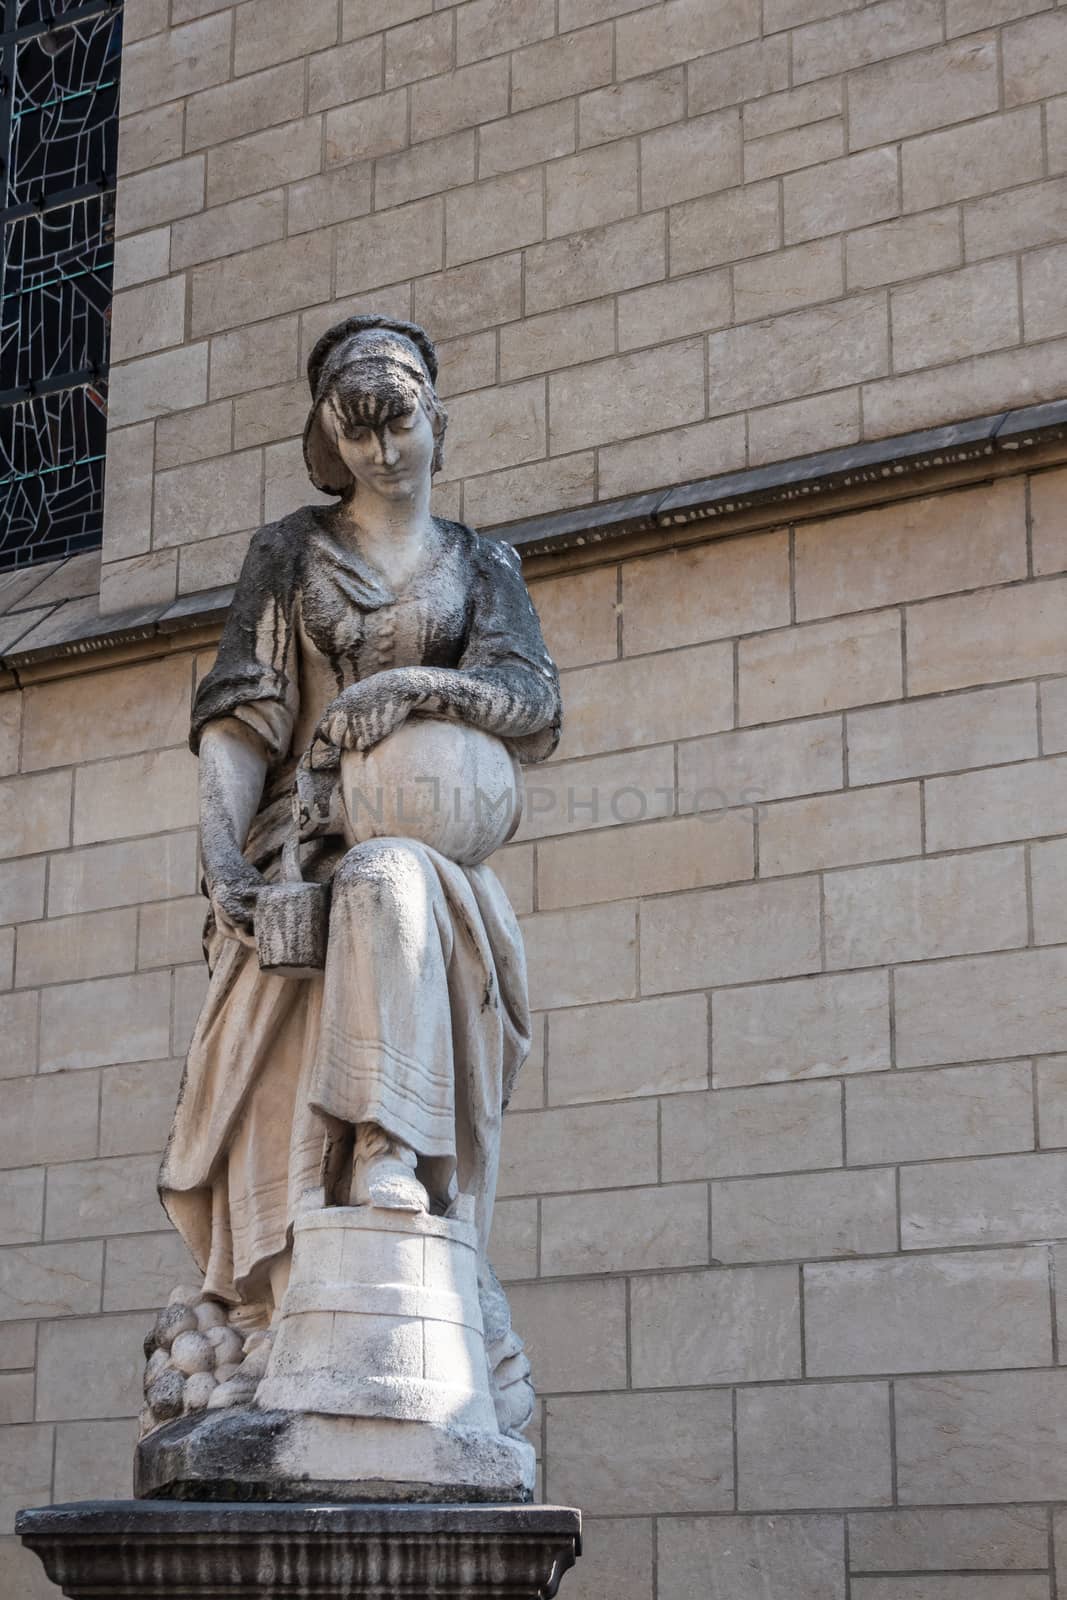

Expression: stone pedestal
xmin=136 ymin=1205 xmax=535 ymax=1504
xmin=16 ymin=1501 xmax=581 ymax=1599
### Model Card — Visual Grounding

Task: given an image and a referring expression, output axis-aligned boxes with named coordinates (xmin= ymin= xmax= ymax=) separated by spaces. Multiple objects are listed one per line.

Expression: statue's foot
xmin=352 ymin=1145 xmax=429 ymax=1212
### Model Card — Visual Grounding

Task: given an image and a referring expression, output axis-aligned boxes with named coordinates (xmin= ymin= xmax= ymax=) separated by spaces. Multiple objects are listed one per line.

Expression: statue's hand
xmin=314 ymin=676 xmax=416 ymax=755
xmin=207 ymin=859 xmax=262 ymax=947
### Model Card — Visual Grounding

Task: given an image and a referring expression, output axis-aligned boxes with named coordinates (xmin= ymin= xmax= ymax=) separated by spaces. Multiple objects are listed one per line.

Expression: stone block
xmin=0 ymin=861 xmax=45 ymax=928
xmin=849 ymin=683 xmax=1038 ymax=785
xmin=507 ymin=1279 xmax=627 ymax=1393
xmin=73 ymin=746 xmax=198 ymax=848
xmin=110 ymin=276 xmax=186 ymax=365
xmin=121 ymin=13 xmax=231 ymax=116
xmin=524 ymin=213 xmax=665 ymax=315
xmin=926 ymin=756 xmax=1067 ymax=852
xmin=745 ymin=79 xmax=843 ymax=141
xmin=713 ymin=1167 xmax=898 ymax=1263
xmin=739 ymin=609 xmax=902 ymax=724
xmin=153 ymin=449 xmax=262 ymax=548
xmin=342 ymin=0 xmax=430 ymax=39
xmin=112 ymin=228 xmax=172 ymax=294
xmin=791 ymin=0 xmax=942 ymax=84
xmin=642 ymin=877 xmax=822 ymax=995
xmin=863 ymin=337 xmax=1067 ymax=440
xmin=640 ymin=110 xmax=741 ymax=208
xmin=103 ymin=1232 xmax=201 ymax=1312
xmin=211 ymin=318 xmax=304 ymax=408
xmin=896 ymin=946 xmax=1067 ymax=1067
xmin=1042 ymin=677 xmax=1067 ymax=754
xmin=679 ymin=716 xmax=843 ymax=814
xmin=156 ymin=403 xmax=232 ymax=473
xmin=48 ymin=833 xmax=198 ymax=918
xmin=687 ymin=35 xmax=789 ymax=112
xmin=662 ymin=1079 xmax=842 ymax=1178
xmin=580 ymin=67 xmax=683 ymax=147
xmin=849 ymin=36 xmax=998 ymax=150
xmin=231 ymin=381 xmax=307 ymax=451
xmin=234 ymin=0 xmax=337 ymax=75
xmin=527 ymin=567 xmax=617 ymax=670
xmin=0 ymin=1322 xmax=35 ymax=1370
xmin=547 ymin=993 xmax=706 ymax=1106
xmin=669 ymin=179 xmax=779 ymax=274
xmin=478 ymin=101 xmax=575 ymax=178
xmin=965 ymin=175 xmax=1067 ymax=264
xmin=99 ymin=1059 xmax=184 ymax=1158
xmin=760 ymin=783 xmax=921 ymax=877
xmin=498 ymin=1100 xmax=657 ymax=1197
xmin=335 ymin=200 xmax=443 ymax=298
xmin=1023 ymin=242 xmax=1067 ymax=343
xmin=36 ymin=1313 xmax=145 ymax=1422
xmin=410 ymin=59 xmax=509 ymax=142
xmin=513 ymin=744 xmax=678 ymax=844
xmin=186 ymin=60 xmax=307 ymax=150
xmin=904 ymin=107 xmax=1043 ymax=213
xmin=44 ymin=1154 xmax=164 ymax=1242
xmin=0 ymin=994 xmax=38 ymax=1081
xmin=550 ymin=340 xmax=705 ymax=455
xmin=908 ymin=577 xmax=1067 ymax=697
xmin=413 ymin=252 xmax=521 ymax=342
xmin=615 ymin=0 xmax=758 ymax=78
xmin=896 ymin=1370 xmax=1067 ymax=1503
xmin=538 ymin=812 xmax=753 ymax=910
xmin=847 ymin=207 xmax=961 ymax=290
xmin=745 ymin=117 xmax=844 ymax=183
xmin=709 ymin=293 xmax=889 ymax=416
xmin=437 ymin=379 xmax=546 ymax=481
xmin=622 ymin=530 xmax=788 ymax=655
xmin=631 ymin=1264 xmax=800 ymax=1386
xmin=0 ymin=1372 xmax=32 ymax=1425
xmin=456 ymin=0 xmax=555 ymax=64
xmin=376 ymin=131 xmax=475 ymax=211
xmin=901 ymin=1151 xmax=1067 ymax=1249
xmin=783 ymin=149 xmax=898 ymax=245
xmin=108 ymin=343 xmax=210 ymax=429
xmin=306 ymin=40 xmax=381 ymax=116
xmin=386 ymin=13 xmax=453 ymax=88
xmin=54 ymin=1418 xmax=137 ymax=1505
xmin=172 ymin=190 xmax=286 ymax=269
xmin=0 ymin=1071 xmax=99 ymax=1171
xmin=0 ymin=1423 xmax=53 ymax=1534
xmin=0 ymin=772 xmax=70 ymax=862
xmin=1003 ymin=8 xmax=1067 ymax=104
xmin=101 ymin=421 xmax=154 ymax=561
xmin=39 ymin=972 xmax=172 ymax=1074
xmin=851 ymin=1575 xmax=1048 ymax=1598
xmin=849 ymin=1506 xmax=1049 ymax=1573
xmin=541 ymin=1182 xmax=708 ymax=1276
xmin=447 ymin=169 xmax=544 ymax=266
xmin=117 ymin=100 xmax=183 ymax=176
xmin=892 ymin=261 xmax=1020 ymax=373
xmin=658 ymin=1515 xmax=845 ymax=1600
xmin=556 ymin=638 xmax=732 ymax=759
xmin=825 ymin=847 xmax=1028 ymax=970
xmin=806 ymin=1248 xmax=1052 ymax=1377
xmin=114 ymin=155 xmax=204 ymax=239
xmin=545 ymin=141 xmax=638 ymax=237
xmin=547 ymin=1390 xmax=734 ymax=1514
xmin=325 ymin=88 xmax=409 ymax=166
xmin=23 ymin=656 xmax=191 ymax=773
xmin=738 ymin=1382 xmax=892 ymax=1509
xmin=1038 ymin=1057 xmax=1067 ymax=1147
xmin=191 ymin=232 xmax=331 ymax=338
xmin=597 ymin=417 xmax=747 ymax=501
xmin=0 ymin=1240 xmax=103 ymax=1322
xmin=1031 ymin=466 xmax=1067 ymax=576
xmin=617 ymin=268 xmax=732 ymax=351
xmin=0 ymin=1169 xmax=43 ymax=1246
xmin=564 ymin=1517 xmax=651 ymax=1600
xmin=848 ymin=1062 xmax=1034 ymax=1165
xmin=488 ymin=1197 xmax=538 ymax=1282
xmin=511 ymin=24 xmax=613 ymax=112
xmin=138 ymin=897 xmax=206 ymax=970
xmin=797 ymin=480 xmax=1026 ymax=619
xmin=734 ymin=237 xmax=844 ymax=319
xmin=464 ymin=454 xmax=596 ymax=527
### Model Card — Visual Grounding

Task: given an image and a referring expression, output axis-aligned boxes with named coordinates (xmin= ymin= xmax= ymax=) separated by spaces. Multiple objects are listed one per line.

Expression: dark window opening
xmin=0 ymin=0 xmax=123 ymax=570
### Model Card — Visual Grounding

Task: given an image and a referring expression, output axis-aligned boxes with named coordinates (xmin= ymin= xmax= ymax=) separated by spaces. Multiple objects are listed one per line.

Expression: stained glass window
xmin=0 ymin=0 xmax=123 ymax=569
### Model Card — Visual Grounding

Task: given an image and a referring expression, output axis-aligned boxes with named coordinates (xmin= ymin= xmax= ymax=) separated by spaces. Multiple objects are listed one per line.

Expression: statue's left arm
xmin=313 ymin=540 xmax=561 ymax=764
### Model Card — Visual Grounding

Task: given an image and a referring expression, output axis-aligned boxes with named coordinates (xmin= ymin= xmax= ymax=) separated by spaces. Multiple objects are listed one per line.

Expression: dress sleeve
xmin=458 ymin=537 xmax=562 ymax=765
xmin=190 ymin=526 xmax=300 ymax=764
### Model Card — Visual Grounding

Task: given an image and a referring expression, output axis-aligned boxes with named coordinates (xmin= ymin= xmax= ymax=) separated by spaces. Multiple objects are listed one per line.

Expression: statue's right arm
xmin=198 ymin=716 xmax=270 ymax=940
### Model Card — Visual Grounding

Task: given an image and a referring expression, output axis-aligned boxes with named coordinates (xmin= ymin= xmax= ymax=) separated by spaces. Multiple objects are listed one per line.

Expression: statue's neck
xmin=335 ymin=482 xmax=434 ymax=591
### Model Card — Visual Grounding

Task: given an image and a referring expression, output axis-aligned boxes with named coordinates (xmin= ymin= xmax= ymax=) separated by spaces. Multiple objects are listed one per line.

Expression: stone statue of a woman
xmin=137 ymin=316 xmax=560 ymax=1502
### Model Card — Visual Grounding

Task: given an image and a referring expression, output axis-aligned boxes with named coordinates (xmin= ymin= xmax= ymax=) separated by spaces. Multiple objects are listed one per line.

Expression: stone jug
xmin=255 ymin=832 xmax=331 ymax=979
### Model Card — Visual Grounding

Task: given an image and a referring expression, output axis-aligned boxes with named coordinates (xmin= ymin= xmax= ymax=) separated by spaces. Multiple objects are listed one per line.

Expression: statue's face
xmin=329 ymin=397 xmax=436 ymax=503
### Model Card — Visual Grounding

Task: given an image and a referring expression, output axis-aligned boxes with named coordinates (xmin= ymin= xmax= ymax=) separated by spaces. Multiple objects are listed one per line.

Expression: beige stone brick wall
xmin=100 ymin=0 xmax=1067 ymax=610
xmin=6 ymin=461 xmax=1067 ymax=1593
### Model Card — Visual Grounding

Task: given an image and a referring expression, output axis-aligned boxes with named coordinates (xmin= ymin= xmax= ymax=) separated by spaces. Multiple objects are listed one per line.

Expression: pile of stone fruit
xmin=140 ymin=1287 xmax=271 ymax=1433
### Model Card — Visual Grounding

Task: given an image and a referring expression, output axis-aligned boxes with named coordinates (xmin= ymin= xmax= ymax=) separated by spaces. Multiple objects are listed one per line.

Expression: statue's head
xmin=302 ymin=315 xmax=447 ymax=501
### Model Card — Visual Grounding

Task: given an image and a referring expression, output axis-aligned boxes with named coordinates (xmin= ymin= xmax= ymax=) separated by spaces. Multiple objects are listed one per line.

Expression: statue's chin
xmin=340 ymin=717 xmax=523 ymax=865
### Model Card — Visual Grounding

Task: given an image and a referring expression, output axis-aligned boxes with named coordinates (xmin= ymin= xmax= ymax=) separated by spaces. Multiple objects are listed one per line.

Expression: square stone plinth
xmin=16 ymin=1500 xmax=581 ymax=1599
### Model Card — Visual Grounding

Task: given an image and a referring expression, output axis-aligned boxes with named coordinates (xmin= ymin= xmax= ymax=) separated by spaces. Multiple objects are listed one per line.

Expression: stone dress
xmin=159 ymin=506 xmax=560 ymax=1311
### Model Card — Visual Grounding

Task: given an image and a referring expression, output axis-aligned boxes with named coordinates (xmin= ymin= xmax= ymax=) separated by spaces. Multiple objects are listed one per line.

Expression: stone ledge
xmin=16 ymin=1500 xmax=582 ymax=1600
xmin=3 ymin=398 xmax=1067 ymax=679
